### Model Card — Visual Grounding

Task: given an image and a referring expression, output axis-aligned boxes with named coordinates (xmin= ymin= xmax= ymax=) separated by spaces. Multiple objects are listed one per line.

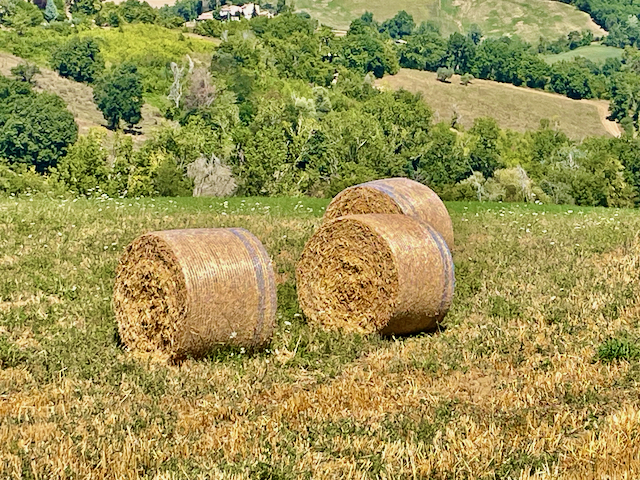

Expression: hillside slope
xmin=0 ymin=51 xmax=169 ymax=140
xmin=376 ymin=68 xmax=621 ymax=139
xmin=297 ymin=0 xmax=606 ymax=42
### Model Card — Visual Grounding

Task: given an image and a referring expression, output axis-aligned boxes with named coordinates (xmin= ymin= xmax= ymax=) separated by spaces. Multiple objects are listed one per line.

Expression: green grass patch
xmin=543 ymin=44 xmax=623 ymax=65
xmin=597 ymin=335 xmax=640 ymax=363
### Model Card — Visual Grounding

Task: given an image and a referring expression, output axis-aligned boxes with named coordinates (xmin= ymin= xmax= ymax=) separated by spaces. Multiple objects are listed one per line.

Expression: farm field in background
xmin=543 ymin=43 xmax=624 ymax=65
xmin=0 ymin=196 xmax=639 ymax=477
xmin=297 ymin=0 xmax=605 ymax=42
xmin=377 ymin=68 xmax=620 ymax=138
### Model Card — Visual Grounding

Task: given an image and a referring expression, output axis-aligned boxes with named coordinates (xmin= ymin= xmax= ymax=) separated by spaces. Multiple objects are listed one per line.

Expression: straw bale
xmin=296 ymin=214 xmax=454 ymax=335
xmin=323 ymin=178 xmax=454 ymax=249
xmin=113 ymin=228 xmax=276 ymax=359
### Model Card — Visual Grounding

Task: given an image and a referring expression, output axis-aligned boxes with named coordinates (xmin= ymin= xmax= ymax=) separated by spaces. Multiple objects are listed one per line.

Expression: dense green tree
xmin=93 ymin=63 xmax=143 ymax=130
xmin=468 ymin=117 xmax=503 ymax=178
xmin=0 ymin=77 xmax=77 ymax=171
xmin=119 ymin=0 xmax=157 ymax=23
xmin=51 ymin=37 xmax=104 ymax=83
xmin=399 ymin=33 xmax=447 ymax=71
xmin=446 ymin=32 xmax=475 ymax=73
xmin=549 ymin=61 xmax=595 ymax=99
xmin=44 ymin=0 xmax=58 ymax=21
xmin=380 ymin=10 xmax=415 ymax=39
xmin=69 ymin=0 xmax=101 ymax=16
xmin=467 ymin=24 xmax=483 ymax=45
xmin=609 ymin=70 xmax=640 ymax=129
xmin=414 ymin=122 xmax=468 ymax=185
xmin=2 ymin=0 xmax=43 ymax=34
xmin=337 ymin=32 xmax=398 ymax=78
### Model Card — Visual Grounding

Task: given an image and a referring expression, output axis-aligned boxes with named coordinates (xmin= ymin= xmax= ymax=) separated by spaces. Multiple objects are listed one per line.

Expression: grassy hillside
xmin=297 ymin=0 xmax=606 ymax=42
xmin=543 ymin=43 xmax=623 ymax=64
xmin=0 ymin=196 xmax=639 ymax=477
xmin=376 ymin=68 xmax=620 ymax=138
xmin=0 ymin=51 xmax=170 ymax=140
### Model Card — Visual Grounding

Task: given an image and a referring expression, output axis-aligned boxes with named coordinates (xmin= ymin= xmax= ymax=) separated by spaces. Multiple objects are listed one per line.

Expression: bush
xmin=436 ymin=66 xmax=453 ymax=82
xmin=0 ymin=160 xmax=65 ymax=196
xmin=51 ymin=37 xmax=104 ymax=83
xmin=10 ymin=62 xmax=40 ymax=83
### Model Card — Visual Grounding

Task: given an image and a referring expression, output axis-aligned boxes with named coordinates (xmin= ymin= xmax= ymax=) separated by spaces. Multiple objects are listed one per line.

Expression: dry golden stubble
xmin=323 ymin=178 xmax=455 ymax=250
xmin=296 ymin=214 xmax=454 ymax=335
xmin=113 ymin=228 xmax=277 ymax=360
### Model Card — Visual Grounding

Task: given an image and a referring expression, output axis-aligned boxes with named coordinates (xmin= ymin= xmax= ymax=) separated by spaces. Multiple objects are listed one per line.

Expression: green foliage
xmin=93 ymin=63 xmax=144 ymax=130
xmin=0 ymin=76 xmax=77 ymax=171
xmin=379 ymin=10 xmax=414 ymax=39
xmin=399 ymin=32 xmax=447 ymax=71
xmin=44 ymin=0 xmax=58 ymax=22
xmin=436 ymin=66 xmax=453 ymax=82
xmin=597 ymin=335 xmax=640 ymax=363
xmin=0 ymin=0 xmax=44 ymax=34
xmin=70 ymin=0 xmax=100 ymax=15
xmin=55 ymin=129 xmax=111 ymax=196
xmin=10 ymin=62 xmax=40 ymax=83
xmin=51 ymin=37 xmax=104 ymax=83
xmin=0 ymin=159 xmax=64 ymax=195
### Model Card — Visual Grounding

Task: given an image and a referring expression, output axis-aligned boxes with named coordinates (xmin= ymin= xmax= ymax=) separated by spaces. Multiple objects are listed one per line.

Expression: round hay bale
xmin=113 ymin=228 xmax=277 ymax=359
xmin=323 ymin=177 xmax=454 ymax=249
xmin=296 ymin=214 xmax=454 ymax=335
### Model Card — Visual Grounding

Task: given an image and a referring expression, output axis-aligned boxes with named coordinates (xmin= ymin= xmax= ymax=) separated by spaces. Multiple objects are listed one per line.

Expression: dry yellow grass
xmin=0 ymin=197 xmax=639 ymax=478
xmin=377 ymin=69 xmax=621 ymax=139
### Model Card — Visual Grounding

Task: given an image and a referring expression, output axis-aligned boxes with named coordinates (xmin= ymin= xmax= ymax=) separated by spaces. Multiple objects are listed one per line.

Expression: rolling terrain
xmin=296 ymin=0 xmax=606 ymax=42
xmin=376 ymin=68 xmax=621 ymax=138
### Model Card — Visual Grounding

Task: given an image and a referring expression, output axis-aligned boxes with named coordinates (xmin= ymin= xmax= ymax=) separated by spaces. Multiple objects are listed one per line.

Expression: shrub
xmin=436 ymin=66 xmax=453 ymax=82
xmin=0 ymin=159 xmax=65 ymax=196
xmin=51 ymin=37 xmax=104 ymax=83
xmin=10 ymin=62 xmax=40 ymax=83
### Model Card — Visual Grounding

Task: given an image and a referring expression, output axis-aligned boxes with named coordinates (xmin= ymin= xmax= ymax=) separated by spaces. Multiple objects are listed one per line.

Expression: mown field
xmin=297 ymin=0 xmax=605 ymax=42
xmin=0 ymin=196 xmax=639 ymax=478
xmin=377 ymin=69 xmax=620 ymax=139
xmin=543 ymin=44 xmax=623 ymax=65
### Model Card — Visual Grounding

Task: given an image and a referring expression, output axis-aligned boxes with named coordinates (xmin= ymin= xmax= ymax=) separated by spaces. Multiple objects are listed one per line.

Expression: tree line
xmin=3 ymin=5 xmax=640 ymax=207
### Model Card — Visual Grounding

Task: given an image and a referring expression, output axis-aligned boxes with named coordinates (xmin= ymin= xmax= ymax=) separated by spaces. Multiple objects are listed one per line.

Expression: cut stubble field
xmin=378 ymin=68 xmax=622 ymax=139
xmin=0 ymin=196 xmax=639 ymax=478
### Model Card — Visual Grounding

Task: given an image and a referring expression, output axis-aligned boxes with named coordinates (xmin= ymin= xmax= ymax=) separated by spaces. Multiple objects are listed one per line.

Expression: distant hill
xmin=297 ymin=0 xmax=606 ymax=42
xmin=543 ymin=44 xmax=623 ymax=65
xmin=376 ymin=68 xmax=621 ymax=139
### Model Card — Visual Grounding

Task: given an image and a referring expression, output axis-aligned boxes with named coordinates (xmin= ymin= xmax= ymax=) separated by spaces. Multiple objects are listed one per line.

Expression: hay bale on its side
xmin=323 ymin=177 xmax=454 ymax=249
xmin=113 ymin=228 xmax=276 ymax=359
xmin=296 ymin=214 xmax=454 ymax=335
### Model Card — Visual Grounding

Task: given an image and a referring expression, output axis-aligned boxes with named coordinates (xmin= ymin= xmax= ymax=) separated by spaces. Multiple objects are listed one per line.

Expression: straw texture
xmin=323 ymin=177 xmax=454 ymax=249
xmin=113 ymin=228 xmax=277 ymax=359
xmin=296 ymin=214 xmax=455 ymax=335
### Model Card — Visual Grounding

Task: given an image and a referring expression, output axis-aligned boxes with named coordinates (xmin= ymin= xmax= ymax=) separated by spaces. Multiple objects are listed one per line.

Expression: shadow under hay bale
xmin=296 ymin=214 xmax=454 ymax=336
xmin=323 ymin=177 xmax=454 ymax=250
xmin=113 ymin=228 xmax=277 ymax=360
